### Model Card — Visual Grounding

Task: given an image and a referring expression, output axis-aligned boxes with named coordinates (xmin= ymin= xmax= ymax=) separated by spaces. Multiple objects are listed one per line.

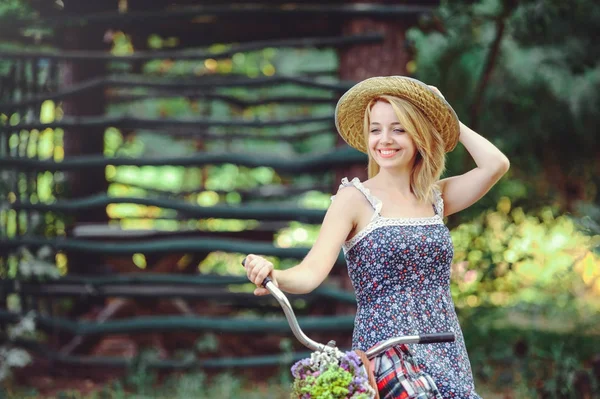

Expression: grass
xmin=1 ymin=371 xmax=532 ymax=399
xmin=2 ymin=371 xmax=292 ymax=399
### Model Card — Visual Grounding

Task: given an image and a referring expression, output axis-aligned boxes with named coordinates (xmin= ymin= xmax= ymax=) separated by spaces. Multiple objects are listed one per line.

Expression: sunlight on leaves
xmin=451 ymin=202 xmax=600 ymax=321
xmin=39 ymin=100 xmax=55 ymax=123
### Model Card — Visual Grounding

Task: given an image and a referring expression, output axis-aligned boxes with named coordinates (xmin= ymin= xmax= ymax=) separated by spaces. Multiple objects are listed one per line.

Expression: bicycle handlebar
xmin=242 ymin=258 xmax=329 ymax=352
xmin=364 ymin=332 xmax=455 ymax=358
xmin=241 ymin=258 xmax=455 ymax=359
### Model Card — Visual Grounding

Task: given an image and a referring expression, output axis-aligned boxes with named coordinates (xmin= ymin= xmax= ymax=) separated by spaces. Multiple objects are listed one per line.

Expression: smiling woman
xmin=368 ymin=102 xmax=417 ymax=164
xmin=243 ymin=75 xmax=509 ymax=399
xmin=364 ymin=96 xmax=444 ymax=206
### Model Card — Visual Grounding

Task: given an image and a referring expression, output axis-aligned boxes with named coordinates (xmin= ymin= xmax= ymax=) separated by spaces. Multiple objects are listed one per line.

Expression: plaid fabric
xmin=373 ymin=344 xmax=442 ymax=399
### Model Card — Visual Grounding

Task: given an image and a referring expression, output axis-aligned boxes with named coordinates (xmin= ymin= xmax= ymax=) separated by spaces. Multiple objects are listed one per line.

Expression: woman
xmin=244 ymin=76 xmax=509 ymax=398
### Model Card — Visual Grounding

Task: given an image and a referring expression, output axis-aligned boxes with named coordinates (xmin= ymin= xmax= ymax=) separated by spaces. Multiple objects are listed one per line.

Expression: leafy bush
xmin=450 ymin=197 xmax=600 ymax=396
xmin=0 ymin=312 xmax=35 ymax=383
xmin=450 ymin=197 xmax=600 ymax=320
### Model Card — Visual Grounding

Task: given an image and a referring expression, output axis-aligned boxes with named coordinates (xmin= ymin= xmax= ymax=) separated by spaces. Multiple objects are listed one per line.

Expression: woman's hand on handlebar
xmin=244 ymin=254 xmax=278 ymax=296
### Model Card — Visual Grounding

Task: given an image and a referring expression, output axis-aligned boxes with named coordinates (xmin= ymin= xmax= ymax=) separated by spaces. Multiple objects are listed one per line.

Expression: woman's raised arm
xmin=438 ymin=122 xmax=510 ymax=216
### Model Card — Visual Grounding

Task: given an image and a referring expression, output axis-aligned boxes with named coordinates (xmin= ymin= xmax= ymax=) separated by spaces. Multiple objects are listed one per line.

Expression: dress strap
xmin=432 ymin=186 xmax=445 ymax=217
xmin=331 ymin=177 xmax=382 ymax=220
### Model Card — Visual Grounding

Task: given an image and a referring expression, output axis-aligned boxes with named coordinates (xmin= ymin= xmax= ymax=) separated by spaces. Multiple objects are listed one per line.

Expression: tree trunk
xmin=336 ymin=16 xmax=413 ymax=185
xmin=59 ymin=25 xmax=109 ymax=274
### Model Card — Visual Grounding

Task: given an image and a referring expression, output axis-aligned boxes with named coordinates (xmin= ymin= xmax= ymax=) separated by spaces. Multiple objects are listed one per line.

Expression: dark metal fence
xmin=0 ymin=25 xmax=375 ymax=371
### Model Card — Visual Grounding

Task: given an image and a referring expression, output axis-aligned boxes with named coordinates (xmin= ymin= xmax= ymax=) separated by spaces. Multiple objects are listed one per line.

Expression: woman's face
xmin=367 ymin=101 xmax=417 ymax=170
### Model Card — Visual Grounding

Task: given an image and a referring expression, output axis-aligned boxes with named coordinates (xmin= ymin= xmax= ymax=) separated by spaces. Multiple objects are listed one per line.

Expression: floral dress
xmin=333 ymin=177 xmax=481 ymax=399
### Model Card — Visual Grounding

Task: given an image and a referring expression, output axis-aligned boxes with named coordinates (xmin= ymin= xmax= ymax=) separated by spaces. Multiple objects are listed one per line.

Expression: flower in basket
xmin=290 ymin=346 xmax=376 ymax=399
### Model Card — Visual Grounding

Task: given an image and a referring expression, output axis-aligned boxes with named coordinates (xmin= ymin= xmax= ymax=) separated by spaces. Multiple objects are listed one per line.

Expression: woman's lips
xmin=378 ymin=149 xmax=400 ymax=158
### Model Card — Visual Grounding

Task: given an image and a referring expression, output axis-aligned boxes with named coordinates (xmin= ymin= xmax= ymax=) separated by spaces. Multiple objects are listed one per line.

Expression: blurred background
xmin=0 ymin=0 xmax=599 ymax=398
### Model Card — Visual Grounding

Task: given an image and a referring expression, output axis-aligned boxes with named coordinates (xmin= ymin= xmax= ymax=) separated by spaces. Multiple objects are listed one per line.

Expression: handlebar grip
xmin=241 ymin=258 xmax=272 ymax=288
xmin=419 ymin=332 xmax=455 ymax=344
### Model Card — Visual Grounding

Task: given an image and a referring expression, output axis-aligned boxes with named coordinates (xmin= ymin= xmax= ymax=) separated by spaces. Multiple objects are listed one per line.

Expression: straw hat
xmin=335 ymin=76 xmax=460 ymax=153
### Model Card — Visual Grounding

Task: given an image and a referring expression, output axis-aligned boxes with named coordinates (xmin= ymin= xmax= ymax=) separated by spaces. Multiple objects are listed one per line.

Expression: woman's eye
xmin=394 ymin=129 xmax=405 ymax=133
xmin=370 ymin=129 xmax=380 ymax=134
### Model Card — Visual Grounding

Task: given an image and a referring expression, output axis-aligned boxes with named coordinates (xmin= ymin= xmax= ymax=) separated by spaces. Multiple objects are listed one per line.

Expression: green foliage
xmin=518 ymin=344 xmax=598 ymax=398
xmin=14 ymin=247 xmax=60 ymax=279
xmin=275 ymin=222 xmax=322 ymax=249
xmin=0 ymin=0 xmax=34 ymax=20
xmin=195 ymin=333 xmax=219 ymax=354
xmin=3 ymin=372 xmax=291 ymax=399
xmin=575 ymin=202 xmax=600 ymax=253
xmin=1 ymin=245 xmax=60 ymax=382
xmin=100 ymin=34 xmax=339 ymax=232
xmin=409 ymin=0 xmax=600 ymax=212
xmin=124 ymin=349 xmax=159 ymax=395
xmin=463 ymin=316 xmax=600 ymax=397
xmin=451 ymin=198 xmax=600 ymax=319
xmin=449 ymin=196 xmax=600 ymax=396
xmin=290 ymin=349 xmax=375 ymax=399
xmin=0 ymin=312 xmax=35 ymax=383
xmin=291 ymin=365 xmax=353 ymax=399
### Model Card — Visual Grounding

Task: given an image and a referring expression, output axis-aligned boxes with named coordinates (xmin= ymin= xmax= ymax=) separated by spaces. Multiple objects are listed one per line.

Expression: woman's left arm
xmin=438 ymin=121 xmax=510 ymax=216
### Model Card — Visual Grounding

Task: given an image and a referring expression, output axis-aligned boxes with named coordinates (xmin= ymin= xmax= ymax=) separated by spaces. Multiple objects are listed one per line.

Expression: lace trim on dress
xmin=342 ymin=177 xmax=383 ymax=216
xmin=432 ymin=186 xmax=445 ymax=217
xmin=332 ymin=177 xmax=446 ymax=253
xmin=342 ymin=213 xmax=444 ymax=253
xmin=331 ymin=177 xmax=383 ymax=216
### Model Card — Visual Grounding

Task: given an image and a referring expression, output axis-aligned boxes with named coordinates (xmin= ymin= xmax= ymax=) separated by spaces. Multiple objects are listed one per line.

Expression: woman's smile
xmin=377 ymin=148 xmax=400 ymax=158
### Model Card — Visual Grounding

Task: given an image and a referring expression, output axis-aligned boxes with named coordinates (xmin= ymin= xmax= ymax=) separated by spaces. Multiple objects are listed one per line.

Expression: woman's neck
xmin=372 ymin=168 xmax=413 ymax=196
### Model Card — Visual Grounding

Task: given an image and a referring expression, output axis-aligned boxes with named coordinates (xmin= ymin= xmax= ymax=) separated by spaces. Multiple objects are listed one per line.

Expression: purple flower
xmin=290 ymin=349 xmax=376 ymax=398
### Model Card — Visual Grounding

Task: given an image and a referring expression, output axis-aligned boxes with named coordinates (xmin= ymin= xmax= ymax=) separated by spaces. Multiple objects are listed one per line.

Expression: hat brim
xmin=335 ymin=76 xmax=460 ymax=154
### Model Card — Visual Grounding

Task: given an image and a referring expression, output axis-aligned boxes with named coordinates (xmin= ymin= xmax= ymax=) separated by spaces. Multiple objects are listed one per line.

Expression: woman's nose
xmin=381 ymin=129 xmax=393 ymax=143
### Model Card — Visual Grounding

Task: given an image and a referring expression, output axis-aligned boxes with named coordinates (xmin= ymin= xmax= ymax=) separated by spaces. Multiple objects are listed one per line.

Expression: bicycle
xmin=242 ymin=259 xmax=455 ymax=399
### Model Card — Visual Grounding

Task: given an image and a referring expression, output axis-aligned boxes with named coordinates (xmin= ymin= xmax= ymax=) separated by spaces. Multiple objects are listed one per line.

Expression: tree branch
xmin=469 ymin=15 xmax=508 ymax=130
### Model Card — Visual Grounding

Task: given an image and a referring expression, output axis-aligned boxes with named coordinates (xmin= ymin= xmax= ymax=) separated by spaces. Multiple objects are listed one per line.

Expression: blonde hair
xmin=363 ymin=95 xmax=446 ymax=204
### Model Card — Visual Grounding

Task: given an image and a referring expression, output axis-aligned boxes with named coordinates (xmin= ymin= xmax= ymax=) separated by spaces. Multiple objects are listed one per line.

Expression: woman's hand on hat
xmin=428 ymin=85 xmax=445 ymax=99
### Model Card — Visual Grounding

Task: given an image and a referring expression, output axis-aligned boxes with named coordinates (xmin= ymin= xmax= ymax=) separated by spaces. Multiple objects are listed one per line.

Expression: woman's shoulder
xmin=331 ymin=177 xmax=374 ymax=205
xmin=358 ymin=177 xmax=378 ymax=190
